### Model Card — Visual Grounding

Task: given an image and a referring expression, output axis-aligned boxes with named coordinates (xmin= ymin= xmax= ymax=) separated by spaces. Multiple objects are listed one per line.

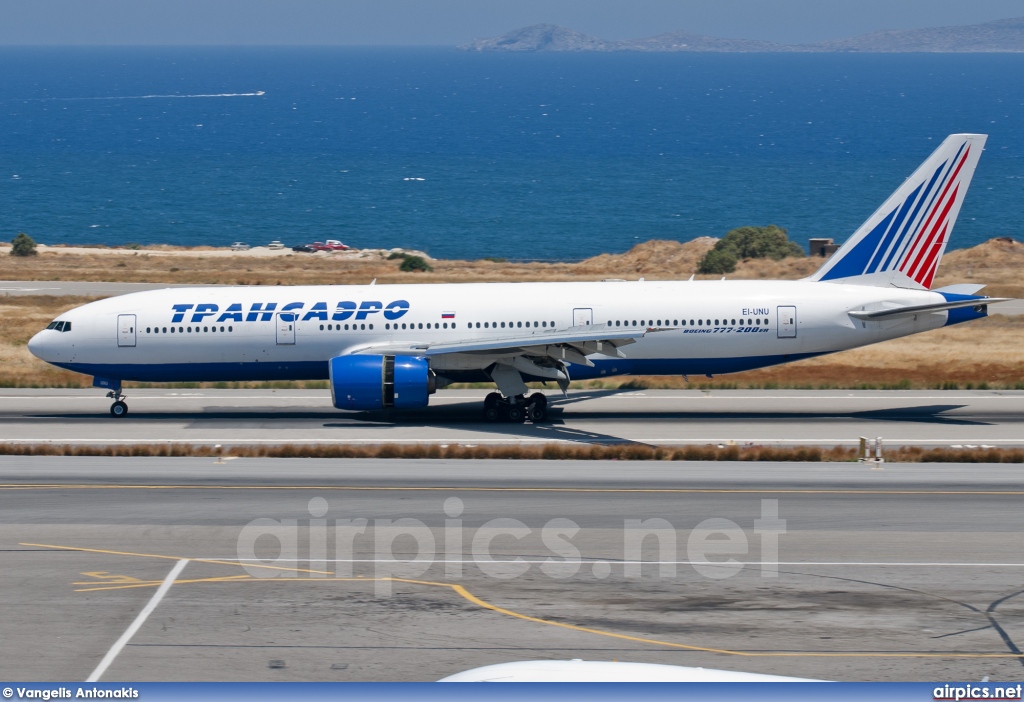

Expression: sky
xmin=2 ymin=0 xmax=1023 ymax=46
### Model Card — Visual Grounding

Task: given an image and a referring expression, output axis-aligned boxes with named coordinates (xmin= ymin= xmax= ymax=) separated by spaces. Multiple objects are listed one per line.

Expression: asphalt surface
xmin=1 ymin=388 xmax=1023 ymax=449
xmin=3 ymin=457 xmax=1024 ymax=682
xmin=2 ymin=280 xmax=1022 ymax=316
xmin=0 ymin=280 xmax=213 ymax=297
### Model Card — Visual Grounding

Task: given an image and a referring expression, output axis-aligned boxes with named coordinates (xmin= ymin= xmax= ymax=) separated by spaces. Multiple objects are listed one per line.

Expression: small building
xmin=809 ymin=238 xmax=840 ymax=258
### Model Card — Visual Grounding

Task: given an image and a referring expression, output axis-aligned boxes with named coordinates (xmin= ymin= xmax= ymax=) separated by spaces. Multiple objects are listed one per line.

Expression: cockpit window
xmin=46 ymin=321 xmax=71 ymax=332
xmin=46 ymin=321 xmax=59 ymax=330
xmin=62 ymin=321 xmax=71 ymax=332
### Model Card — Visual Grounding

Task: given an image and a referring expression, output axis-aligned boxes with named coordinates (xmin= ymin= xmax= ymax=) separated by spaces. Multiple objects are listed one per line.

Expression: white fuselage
xmin=28 ymin=279 xmax=953 ymax=385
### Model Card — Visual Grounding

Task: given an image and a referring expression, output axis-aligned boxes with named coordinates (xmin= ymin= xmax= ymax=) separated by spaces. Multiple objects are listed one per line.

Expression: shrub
xmin=698 ymin=225 xmax=803 ymax=273
xmin=698 ymin=248 xmax=737 ymax=274
xmin=399 ymin=255 xmax=433 ymax=272
xmin=10 ymin=232 xmax=37 ymax=256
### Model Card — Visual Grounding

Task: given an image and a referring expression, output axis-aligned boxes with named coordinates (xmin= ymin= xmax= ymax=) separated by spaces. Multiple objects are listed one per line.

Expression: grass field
xmin=2 ymin=237 xmax=1021 ymax=389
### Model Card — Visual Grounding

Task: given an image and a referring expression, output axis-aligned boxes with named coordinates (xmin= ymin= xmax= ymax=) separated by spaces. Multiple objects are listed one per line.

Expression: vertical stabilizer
xmin=811 ymin=134 xmax=986 ymax=288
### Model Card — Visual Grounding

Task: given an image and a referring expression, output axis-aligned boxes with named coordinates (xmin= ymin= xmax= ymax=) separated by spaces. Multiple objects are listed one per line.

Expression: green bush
xmin=399 ymin=255 xmax=432 ymax=272
xmin=386 ymin=251 xmax=407 ymax=260
xmin=10 ymin=232 xmax=37 ymax=256
xmin=698 ymin=248 xmax=737 ymax=274
xmin=698 ymin=225 xmax=803 ymax=273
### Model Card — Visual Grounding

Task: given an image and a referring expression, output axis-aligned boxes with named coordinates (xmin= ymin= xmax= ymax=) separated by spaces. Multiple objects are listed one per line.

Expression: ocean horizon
xmin=1 ymin=47 xmax=1021 ymax=261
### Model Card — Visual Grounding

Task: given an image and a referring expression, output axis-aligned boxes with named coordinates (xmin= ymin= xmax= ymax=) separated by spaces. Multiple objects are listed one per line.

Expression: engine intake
xmin=329 ymin=355 xmax=433 ymax=410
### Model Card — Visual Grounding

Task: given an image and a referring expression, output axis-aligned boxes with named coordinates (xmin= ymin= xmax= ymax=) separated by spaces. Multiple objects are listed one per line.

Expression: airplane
xmin=438 ymin=659 xmax=819 ymax=682
xmin=28 ymin=133 xmax=1008 ymax=421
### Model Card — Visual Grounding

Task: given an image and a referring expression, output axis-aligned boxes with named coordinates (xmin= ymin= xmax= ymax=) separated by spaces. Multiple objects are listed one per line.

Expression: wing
xmin=344 ymin=323 xmax=659 ymax=395
xmin=348 ymin=324 xmax=649 ymax=366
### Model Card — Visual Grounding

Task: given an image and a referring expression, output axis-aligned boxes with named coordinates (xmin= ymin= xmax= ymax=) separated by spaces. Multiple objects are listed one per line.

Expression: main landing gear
xmin=483 ymin=392 xmax=548 ymax=423
xmin=107 ymin=391 xmax=128 ymax=417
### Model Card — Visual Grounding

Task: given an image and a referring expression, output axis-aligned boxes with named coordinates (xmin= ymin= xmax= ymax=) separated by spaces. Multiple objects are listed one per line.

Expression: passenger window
xmin=615 ymin=320 xmax=620 ymax=327
xmin=501 ymin=322 xmax=505 ymax=328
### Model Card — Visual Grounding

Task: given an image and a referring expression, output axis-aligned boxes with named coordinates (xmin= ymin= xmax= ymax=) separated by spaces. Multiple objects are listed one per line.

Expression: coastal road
xmin=3 ymin=457 xmax=1024 ymax=682
xmin=1 ymin=388 xmax=1023 ymax=449
xmin=3 ymin=279 xmax=1023 ymax=316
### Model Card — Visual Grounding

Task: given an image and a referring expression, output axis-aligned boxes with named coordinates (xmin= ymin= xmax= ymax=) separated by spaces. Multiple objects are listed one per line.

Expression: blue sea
xmin=1 ymin=47 xmax=1021 ymax=260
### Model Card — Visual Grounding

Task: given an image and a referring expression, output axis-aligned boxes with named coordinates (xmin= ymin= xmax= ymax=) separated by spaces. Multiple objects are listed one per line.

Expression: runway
xmin=3 ymin=279 xmax=1023 ymax=315
xmin=1 ymin=388 xmax=1023 ymax=449
xmin=3 ymin=457 xmax=1024 ymax=682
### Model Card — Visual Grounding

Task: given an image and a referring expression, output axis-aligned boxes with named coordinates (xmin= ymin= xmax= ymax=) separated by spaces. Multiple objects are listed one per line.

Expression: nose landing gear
xmin=94 ymin=377 xmax=129 ymax=418
xmin=483 ymin=392 xmax=548 ymax=423
xmin=107 ymin=391 xmax=128 ymax=417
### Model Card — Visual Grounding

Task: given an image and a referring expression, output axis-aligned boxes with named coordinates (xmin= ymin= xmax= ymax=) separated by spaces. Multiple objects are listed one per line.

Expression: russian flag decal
xmin=441 ymin=311 xmax=455 ymax=319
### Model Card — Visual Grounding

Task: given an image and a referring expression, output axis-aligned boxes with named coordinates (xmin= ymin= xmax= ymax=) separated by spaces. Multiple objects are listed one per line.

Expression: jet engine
xmin=329 ymin=355 xmax=434 ymax=410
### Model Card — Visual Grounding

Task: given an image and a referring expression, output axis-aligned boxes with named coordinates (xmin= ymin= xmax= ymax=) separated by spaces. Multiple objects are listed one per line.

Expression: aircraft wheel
xmin=484 ymin=392 xmax=501 ymax=409
xmin=484 ymin=405 xmax=501 ymax=423
xmin=110 ymin=400 xmax=128 ymax=418
xmin=506 ymin=404 xmax=525 ymax=423
xmin=528 ymin=402 xmax=547 ymax=423
xmin=528 ymin=392 xmax=547 ymax=408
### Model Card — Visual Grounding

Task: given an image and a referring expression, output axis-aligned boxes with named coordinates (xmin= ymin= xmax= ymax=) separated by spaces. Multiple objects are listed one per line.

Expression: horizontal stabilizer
xmin=848 ymin=297 xmax=1010 ymax=321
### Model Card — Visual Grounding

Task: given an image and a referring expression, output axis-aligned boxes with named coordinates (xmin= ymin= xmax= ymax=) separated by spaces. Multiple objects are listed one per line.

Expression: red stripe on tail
xmin=899 ymin=145 xmax=970 ymax=276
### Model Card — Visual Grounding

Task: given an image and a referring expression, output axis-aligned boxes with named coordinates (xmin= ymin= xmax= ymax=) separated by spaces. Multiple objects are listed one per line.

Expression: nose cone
xmin=28 ymin=330 xmax=58 ymax=363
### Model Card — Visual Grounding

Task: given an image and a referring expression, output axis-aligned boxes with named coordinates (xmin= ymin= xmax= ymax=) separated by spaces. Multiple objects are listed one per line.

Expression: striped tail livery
xmin=810 ymin=133 xmax=986 ymax=289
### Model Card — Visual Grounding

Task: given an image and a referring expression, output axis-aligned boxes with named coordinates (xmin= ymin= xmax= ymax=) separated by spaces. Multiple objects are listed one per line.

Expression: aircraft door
xmin=777 ymin=306 xmax=797 ymax=338
xmin=276 ymin=313 xmax=296 ymax=345
xmin=117 ymin=314 xmax=136 ymax=347
xmin=573 ymin=308 xmax=593 ymax=327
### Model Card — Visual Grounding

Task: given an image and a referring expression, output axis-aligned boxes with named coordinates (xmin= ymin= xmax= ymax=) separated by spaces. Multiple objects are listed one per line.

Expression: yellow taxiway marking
xmin=23 ymin=541 xmax=1024 ymax=660
xmin=5 ymin=483 xmax=1024 ymax=496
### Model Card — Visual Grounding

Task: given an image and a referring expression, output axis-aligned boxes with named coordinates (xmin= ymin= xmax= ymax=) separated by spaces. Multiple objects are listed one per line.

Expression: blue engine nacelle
xmin=329 ymin=355 xmax=433 ymax=410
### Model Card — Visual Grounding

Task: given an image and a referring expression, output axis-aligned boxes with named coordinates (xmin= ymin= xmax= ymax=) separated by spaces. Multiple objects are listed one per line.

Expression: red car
xmin=310 ymin=239 xmax=350 ymax=251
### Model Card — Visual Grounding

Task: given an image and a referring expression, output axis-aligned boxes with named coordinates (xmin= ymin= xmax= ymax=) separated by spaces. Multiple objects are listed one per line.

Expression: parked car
xmin=291 ymin=243 xmax=316 ymax=253
xmin=323 ymin=239 xmax=350 ymax=251
xmin=267 ymin=240 xmax=285 ymax=250
xmin=230 ymin=242 xmax=250 ymax=251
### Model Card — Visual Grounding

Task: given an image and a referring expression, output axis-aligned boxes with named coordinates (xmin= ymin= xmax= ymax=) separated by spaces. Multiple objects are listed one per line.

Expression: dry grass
xmin=0 ymin=441 xmax=1020 ymax=463
xmin=2 ymin=236 xmax=1022 ymax=288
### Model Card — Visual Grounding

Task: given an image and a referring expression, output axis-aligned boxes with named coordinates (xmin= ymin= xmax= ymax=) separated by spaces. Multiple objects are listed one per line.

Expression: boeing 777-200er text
xmin=29 ymin=134 xmax=1009 ymax=420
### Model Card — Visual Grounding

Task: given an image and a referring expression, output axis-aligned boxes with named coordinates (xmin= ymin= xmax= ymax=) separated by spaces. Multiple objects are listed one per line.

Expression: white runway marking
xmin=85 ymin=558 xmax=189 ymax=683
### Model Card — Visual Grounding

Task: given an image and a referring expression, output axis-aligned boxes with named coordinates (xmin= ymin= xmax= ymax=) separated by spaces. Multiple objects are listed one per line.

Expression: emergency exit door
xmin=276 ymin=313 xmax=296 ymax=345
xmin=777 ymin=306 xmax=797 ymax=338
xmin=117 ymin=314 xmax=136 ymax=347
xmin=573 ymin=308 xmax=593 ymax=327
